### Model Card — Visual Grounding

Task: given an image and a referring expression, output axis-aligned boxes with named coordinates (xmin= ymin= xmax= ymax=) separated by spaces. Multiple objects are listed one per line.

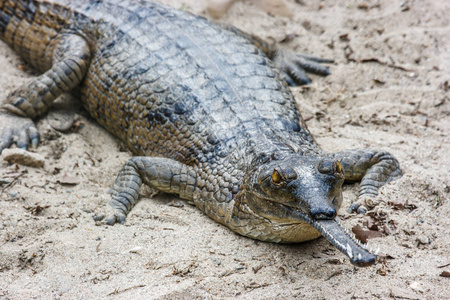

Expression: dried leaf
xmin=352 ymin=224 xmax=382 ymax=243
xmin=339 ymin=33 xmax=350 ymax=42
xmin=363 ymin=218 xmax=379 ymax=230
xmin=24 ymin=203 xmax=50 ymax=215
xmin=439 ymin=271 xmax=450 ymax=277
xmin=388 ymin=199 xmax=417 ymax=211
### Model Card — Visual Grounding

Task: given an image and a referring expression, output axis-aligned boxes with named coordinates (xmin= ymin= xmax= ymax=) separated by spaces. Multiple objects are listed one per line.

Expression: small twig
xmin=343 ymin=46 xmax=415 ymax=72
xmin=252 ymin=264 xmax=264 ymax=274
xmin=244 ymin=282 xmax=269 ymax=290
xmin=24 ymin=264 xmax=37 ymax=275
xmin=437 ymin=262 xmax=450 ymax=268
xmin=359 ymin=58 xmax=415 ymax=72
xmin=325 ymin=270 xmax=343 ymax=281
xmin=0 ymin=172 xmax=24 ymax=196
xmin=107 ymin=284 xmax=146 ymax=296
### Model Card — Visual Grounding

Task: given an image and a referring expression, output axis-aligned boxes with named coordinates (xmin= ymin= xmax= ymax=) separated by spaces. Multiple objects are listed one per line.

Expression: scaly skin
xmin=0 ymin=0 xmax=402 ymax=267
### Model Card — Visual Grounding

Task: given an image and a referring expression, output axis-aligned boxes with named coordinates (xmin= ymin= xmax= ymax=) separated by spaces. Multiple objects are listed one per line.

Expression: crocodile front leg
xmin=329 ymin=149 xmax=402 ymax=214
xmin=0 ymin=34 xmax=91 ymax=151
xmin=104 ymin=157 xmax=197 ymax=225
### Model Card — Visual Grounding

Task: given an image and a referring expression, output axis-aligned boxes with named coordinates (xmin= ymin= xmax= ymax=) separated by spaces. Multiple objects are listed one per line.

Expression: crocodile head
xmin=243 ymin=154 xmax=377 ymax=267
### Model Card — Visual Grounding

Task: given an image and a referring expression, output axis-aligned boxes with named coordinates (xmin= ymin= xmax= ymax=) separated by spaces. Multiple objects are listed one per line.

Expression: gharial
xmin=0 ymin=0 xmax=402 ymax=267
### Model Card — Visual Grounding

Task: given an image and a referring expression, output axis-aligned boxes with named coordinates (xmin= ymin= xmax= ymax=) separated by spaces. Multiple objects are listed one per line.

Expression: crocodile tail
xmin=0 ymin=0 xmax=72 ymax=71
xmin=0 ymin=0 xmax=39 ymax=41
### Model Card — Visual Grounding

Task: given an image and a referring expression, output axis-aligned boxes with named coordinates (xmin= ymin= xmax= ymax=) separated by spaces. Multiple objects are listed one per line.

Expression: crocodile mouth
xmin=289 ymin=208 xmax=377 ymax=267
xmin=251 ymin=196 xmax=378 ymax=267
xmin=280 ymin=206 xmax=377 ymax=267
xmin=307 ymin=217 xmax=377 ymax=267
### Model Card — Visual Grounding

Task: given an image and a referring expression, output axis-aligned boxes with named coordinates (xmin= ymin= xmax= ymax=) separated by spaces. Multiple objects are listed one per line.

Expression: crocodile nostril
xmin=318 ymin=159 xmax=341 ymax=175
xmin=310 ymin=207 xmax=336 ymax=220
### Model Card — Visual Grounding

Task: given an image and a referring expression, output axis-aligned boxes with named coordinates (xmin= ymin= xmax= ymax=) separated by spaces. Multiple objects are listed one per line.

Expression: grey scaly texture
xmin=0 ymin=0 xmax=401 ymax=267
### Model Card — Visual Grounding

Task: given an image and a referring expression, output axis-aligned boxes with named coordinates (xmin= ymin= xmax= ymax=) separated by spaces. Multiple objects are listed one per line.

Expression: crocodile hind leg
xmin=104 ymin=157 xmax=196 ymax=225
xmin=219 ymin=23 xmax=333 ymax=85
xmin=329 ymin=149 xmax=402 ymax=214
xmin=0 ymin=34 xmax=91 ymax=151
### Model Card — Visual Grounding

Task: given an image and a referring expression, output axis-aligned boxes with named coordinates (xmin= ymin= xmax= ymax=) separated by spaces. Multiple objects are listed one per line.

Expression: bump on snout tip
xmin=350 ymin=251 xmax=377 ymax=267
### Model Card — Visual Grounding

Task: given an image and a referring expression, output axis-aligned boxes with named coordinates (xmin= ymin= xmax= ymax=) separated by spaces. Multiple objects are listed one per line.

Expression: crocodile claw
xmin=348 ymin=202 xmax=368 ymax=214
xmin=0 ymin=113 xmax=39 ymax=152
xmin=105 ymin=213 xmax=127 ymax=225
xmin=92 ymin=209 xmax=126 ymax=225
xmin=95 ymin=201 xmax=128 ymax=225
xmin=272 ymin=50 xmax=333 ymax=86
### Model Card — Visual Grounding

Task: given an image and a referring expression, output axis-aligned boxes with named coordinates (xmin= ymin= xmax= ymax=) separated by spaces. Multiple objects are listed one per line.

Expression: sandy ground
xmin=0 ymin=0 xmax=449 ymax=299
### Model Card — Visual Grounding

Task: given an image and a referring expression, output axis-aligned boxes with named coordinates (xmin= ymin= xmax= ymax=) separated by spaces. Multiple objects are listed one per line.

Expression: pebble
xmin=416 ymin=235 xmax=430 ymax=245
xmin=409 ymin=281 xmax=424 ymax=293
xmin=212 ymin=258 xmax=222 ymax=266
xmin=128 ymin=246 xmax=143 ymax=254
xmin=2 ymin=148 xmax=45 ymax=168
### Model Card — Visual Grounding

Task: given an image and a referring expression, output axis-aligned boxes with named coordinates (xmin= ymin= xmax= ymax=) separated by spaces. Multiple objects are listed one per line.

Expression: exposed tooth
xmin=369 ymin=247 xmax=373 ymax=253
xmin=374 ymin=247 xmax=380 ymax=255
xmin=347 ymin=243 xmax=353 ymax=259
xmin=358 ymin=253 xmax=362 ymax=261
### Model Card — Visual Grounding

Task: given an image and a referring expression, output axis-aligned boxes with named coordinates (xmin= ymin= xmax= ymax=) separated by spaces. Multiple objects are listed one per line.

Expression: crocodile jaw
xmin=310 ymin=217 xmax=377 ymax=267
xmin=238 ymin=196 xmax=377 ymax=266
xmin=285 ymin=207 xmax=377 ymax=267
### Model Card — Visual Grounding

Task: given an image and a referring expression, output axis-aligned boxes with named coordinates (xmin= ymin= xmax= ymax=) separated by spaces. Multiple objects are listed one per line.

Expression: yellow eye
xmin=336 ymin=161 xmax=342 ymax=173
xmin=271 ymin=169 xmax=282 ymax=184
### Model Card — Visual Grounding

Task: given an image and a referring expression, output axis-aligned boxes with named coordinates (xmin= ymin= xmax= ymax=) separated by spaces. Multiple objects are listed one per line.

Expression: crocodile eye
xmin=271 ymin=168 xmax=283 ymax=185
xmin=336 ymin=161 xmax=342 ymax=173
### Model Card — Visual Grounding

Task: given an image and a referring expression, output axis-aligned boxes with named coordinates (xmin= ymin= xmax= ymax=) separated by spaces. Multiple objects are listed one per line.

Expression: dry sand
xmin=0 ymin=0 xmax=449 ymax=299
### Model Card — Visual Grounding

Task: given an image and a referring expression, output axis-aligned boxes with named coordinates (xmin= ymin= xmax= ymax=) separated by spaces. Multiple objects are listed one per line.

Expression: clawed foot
xmin=272 ymin=50 xmax=333 ymax=86
xmin=0 ymin=113 xmax=39 ymax=152
xmin=348 ymin=196 xmax=381 ymax=214
xmin=93 ymin=205 xmax=127 ymax=226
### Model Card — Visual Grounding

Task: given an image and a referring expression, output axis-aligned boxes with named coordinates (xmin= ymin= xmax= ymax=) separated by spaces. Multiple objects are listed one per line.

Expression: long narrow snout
xmin=311 ymin=218 xmax=377 ymax=267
